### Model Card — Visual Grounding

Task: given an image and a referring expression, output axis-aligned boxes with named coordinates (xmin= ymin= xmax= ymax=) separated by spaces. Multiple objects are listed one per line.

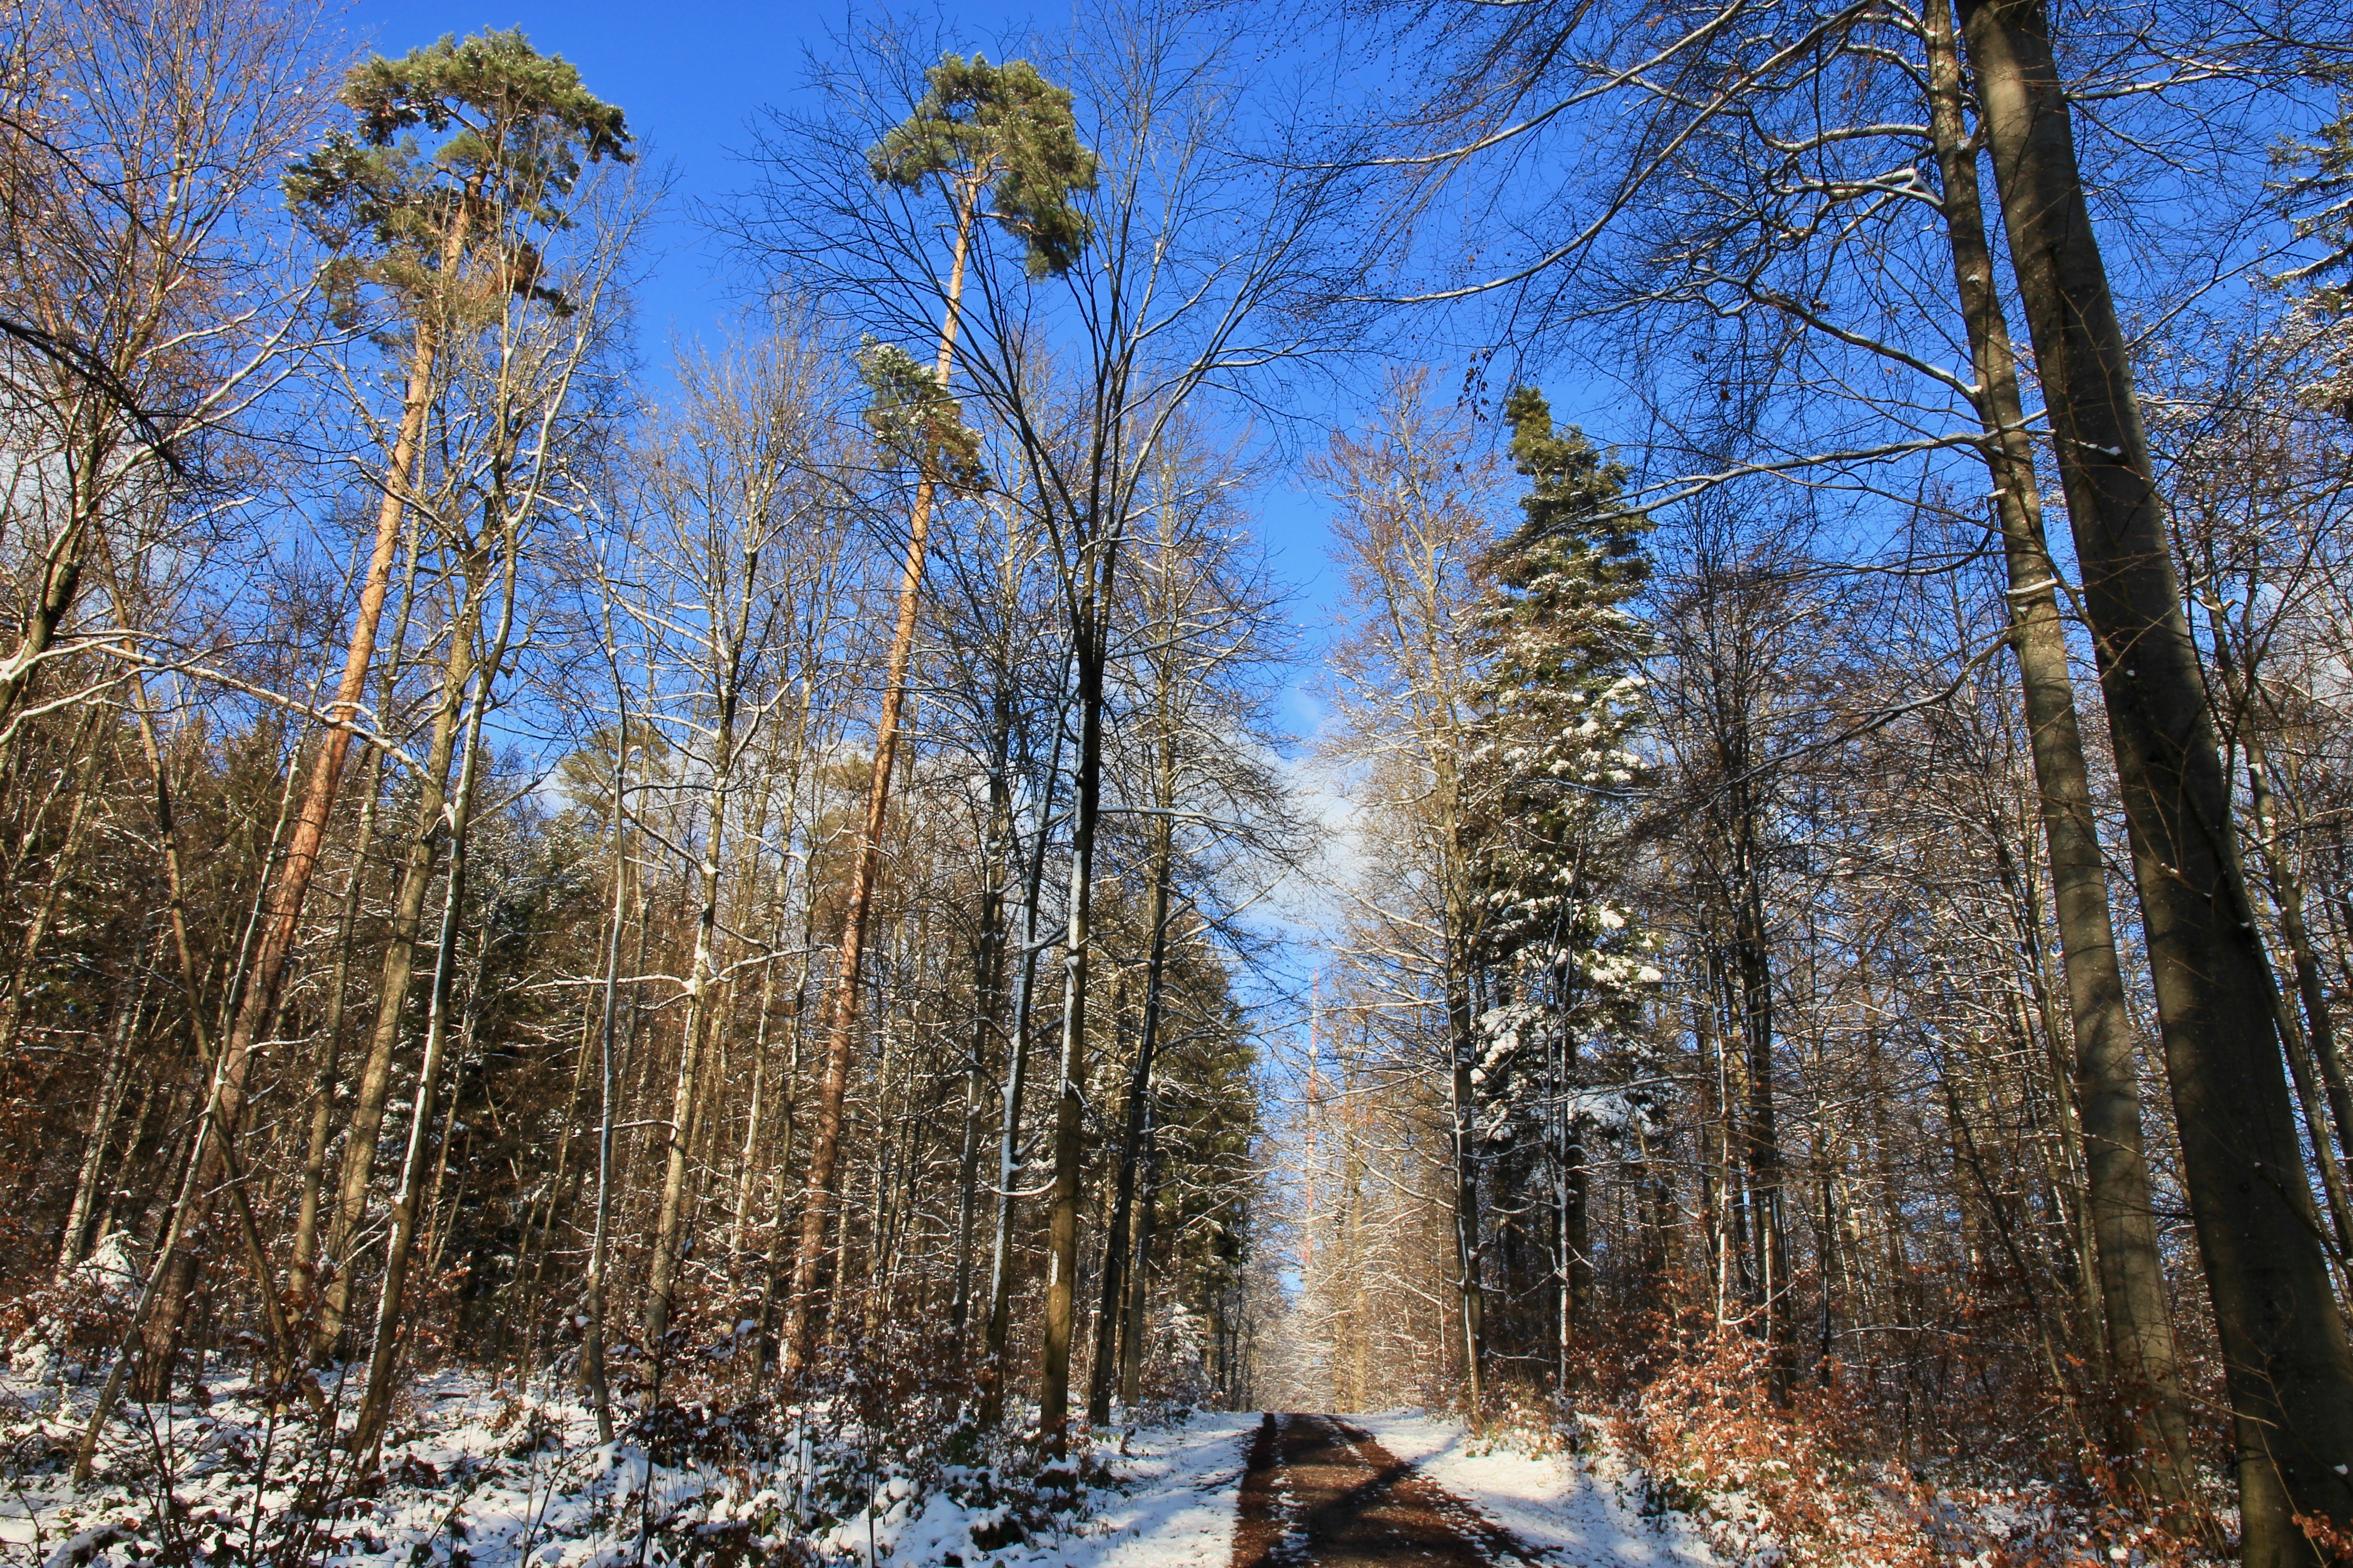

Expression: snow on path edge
xmin=1349 ymin=1411 xmax=1721 ymax=1568
xmin=1060 ymin=1413 xmax=1257 ymax=1568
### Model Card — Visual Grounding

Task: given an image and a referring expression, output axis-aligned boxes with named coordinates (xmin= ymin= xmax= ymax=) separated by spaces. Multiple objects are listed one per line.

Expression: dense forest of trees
xmin=4 ymin=0 xmax=2353 ymax=1562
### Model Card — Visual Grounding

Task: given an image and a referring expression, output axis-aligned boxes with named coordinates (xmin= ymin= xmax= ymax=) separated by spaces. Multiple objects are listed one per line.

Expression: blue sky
xmin=346 ymin=0 xmax=1359 ymax=1058
xmin=344 ymin=0 xmax=1356 ymax=643
xmin=345 ymin=2 xmax=1023 ymax=354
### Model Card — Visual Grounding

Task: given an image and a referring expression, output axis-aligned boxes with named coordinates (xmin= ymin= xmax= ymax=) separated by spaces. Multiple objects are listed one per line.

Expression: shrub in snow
xmin=6 ymin=1235 xmax=144 ymax=1393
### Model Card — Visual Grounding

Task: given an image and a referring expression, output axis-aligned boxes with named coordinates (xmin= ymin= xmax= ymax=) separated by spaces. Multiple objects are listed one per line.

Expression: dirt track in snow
xmin=1230 ymin=1414 xmax=1549 ymax=1568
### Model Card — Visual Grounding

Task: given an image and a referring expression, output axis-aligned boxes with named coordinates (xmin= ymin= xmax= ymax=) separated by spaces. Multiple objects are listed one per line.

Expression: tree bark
xmin=641 ymin=566 xmax=758 ymax=1363
xmin=1734 ymin=847 xmax=1790 ymax=1400
xmin=580 ymin=667 xmax=640 ymax=1443
xmin=976 ymin=651 xmax=1074 ymax=1429
xmin=1118 ymin=1097 xmax=1162 ymax=1408
xmin=352 ymin=542 xmax=514 ymax=1455
xmin=1039 ymin=567 xmax=1108 ymax=1461
xmin=951 ymin=716 xmax=1013 ymax=1335
xmin=0 ymin=720 xmax=105 ymax=1052
xmin=1446 ymin=938 xmax=1485 ymax=1421
xmin=316 ymin=587 xmax=479 ymax=1362
xmin=175 ymin=294 xmax=441 ymax=1348
xmin=1087 ymin=808 xmax=1175 ymax=1423
xmin=1923 ymin=0 xmax=2194 ymax=1494
xmin=1956 ymin=0 xmax=2353 ymax=1552
xmin=286 ymin=747 xmax=383 ymax=1320
xmin=55 ymin=968 xmax=147 ymax=1276
xmin=352 ymin=667 xmax=489 ymax=1455
xmin=782 ymin=195 xmax=974 ymax=1377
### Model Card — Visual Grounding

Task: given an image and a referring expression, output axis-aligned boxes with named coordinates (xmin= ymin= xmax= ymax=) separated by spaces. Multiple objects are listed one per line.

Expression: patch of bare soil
xmin=1231 ymin=1414 xmax=1549 ymax=1568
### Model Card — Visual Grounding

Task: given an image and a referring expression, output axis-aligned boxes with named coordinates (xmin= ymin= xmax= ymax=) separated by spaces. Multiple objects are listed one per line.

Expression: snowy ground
xmin=1056 ymin=1414 xmax=1255 ymax=1568
xmin=1353 ymin=1411 xmax=1721 ymax=1568
xmin=0 ymin=1361 xmax=1260 ymax=1568
xmin=0 ymin=1365 xmax=1729 ymax=1568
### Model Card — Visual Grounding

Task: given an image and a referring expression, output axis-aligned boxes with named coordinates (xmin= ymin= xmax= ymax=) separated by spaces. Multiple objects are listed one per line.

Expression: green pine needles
xmin=868 ymin=52 xmax=1097 ymax=279
xmin=860 ymin=340 xmax=985 ymax=491
xmin=1471 ymin=388 xmax=1660 ymax=1009
xmin=284 ymin=29 xmax=632 ymax=322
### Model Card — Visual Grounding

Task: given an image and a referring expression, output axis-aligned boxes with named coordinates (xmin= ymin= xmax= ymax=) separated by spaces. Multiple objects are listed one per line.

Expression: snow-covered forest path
xmin=1232 ymin=1414 xmax=1540 ymax=1568
xmin=1104 ymin=1412 xmax=1716 ymax=1568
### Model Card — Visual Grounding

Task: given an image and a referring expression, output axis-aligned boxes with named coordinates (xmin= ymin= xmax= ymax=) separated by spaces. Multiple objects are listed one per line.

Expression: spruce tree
xmin=1471 ymin=387 xmax=1656 ymax=997
xmin=1466 ymin=388 xmax=1661 ymax=1363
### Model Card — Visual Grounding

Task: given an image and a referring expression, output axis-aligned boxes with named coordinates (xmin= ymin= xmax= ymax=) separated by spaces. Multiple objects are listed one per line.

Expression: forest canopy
xmin=0 ymin=1 xmax=2350 ymax=1566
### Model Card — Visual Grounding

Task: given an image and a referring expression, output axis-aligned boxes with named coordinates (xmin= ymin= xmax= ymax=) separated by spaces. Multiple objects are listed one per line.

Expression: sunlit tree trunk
xmin=1956 ymin=0 xmax=2353 ymax=1551
xmin=1923 ymin=0 xmax=2193 ymax=1491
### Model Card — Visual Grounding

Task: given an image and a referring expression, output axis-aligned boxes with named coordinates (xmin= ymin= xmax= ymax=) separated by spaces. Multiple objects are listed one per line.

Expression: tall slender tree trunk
xmin=316 ymin=586 xmax=480 ymax=1362
xmin=56 ymin=967 xmax=148 ymax=1275
xmin=1732 ymin=850 xmax=1789 ymax=1399
xmin=2247 ymin=742 xmax=2353 ymax=1188
xmin=977 ymin=652 xmax=1074 ymax=1429
xmin=353 ymin=656 xmax=492 ymax=1454
xmin=1923 ymin=0 xmax=2194 ymax=1491
xmin=952 ymin=713 xmax=1014 ymax=1335
xmin=2249 ymin=755 xmax=2353 ymax=1180
xmin=1447 ymin=956 xmax=1485 ymax=1421
xmin=287 ymin=748 xmax=384 ymax=1318
xmin=643 ymin=572 xmax=757 ymax=1361
xmin=751 ymin=890 xmax=816 ymax=1370
xmin=1087 ymin=807 xmax=1175 ymax=1422
xmin=1118 ymin=1097 xmax=1162 ymax=1409
xmin=1040 ymin=537 xmax=1113 ymax=1462
xmin=352 ymin=538 xmax=516 ymax=1453
xmin=135 ymin=705 xmax=312 ymax=1400
xmin=1956 ymin=0 xmax=2353 ymax=1552
xmin=166 ymin=300 xmax=441 ymax=1354
xmin=1 ymin=727 xmax=104 ymax=1051
xmin=1561 ymin=1029 xmax=1592 ymax=1349
xmin=783 ymin=195 xmax=975 ymax=1377
xmin=580 ymin=680 xmax=636 ymax=1444
xmin=730 ymin=861 xmax=795 ymax=1273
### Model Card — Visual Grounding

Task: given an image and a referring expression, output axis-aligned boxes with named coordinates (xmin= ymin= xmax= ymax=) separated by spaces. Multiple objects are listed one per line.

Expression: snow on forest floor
xmin=1353 ymin=1411 xmax=1722 ymax=1568
xmin=0 ymin=1362 xmax=1260 ymax=1568
xmin=1053 ymin=1414 xmax=1254 ymax=1568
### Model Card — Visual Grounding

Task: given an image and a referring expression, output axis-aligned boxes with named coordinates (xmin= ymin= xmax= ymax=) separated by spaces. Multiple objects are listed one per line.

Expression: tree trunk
xmin=1087 ymin=810 xmax=1175 ymax=1423
xmin=1734 ymin=857 xmax=1789 ymax=1400
xmin=1447 ymin=941 xmax=1485 ymax=1421
xmin=352 ymin=540 xmax=515 ymax=1454
xmin=1040 ymin=536 xmax=1113 ymax=1462
xmin=164 ymin=301 xmax=439 ymax=1369
xmin=1923 ymin=0 xmax=2195 ymax=1493
xmin=977 ymin=652 xmax=1074 ymax=1429
xmin=951 ymin=734 xmax=1012 ymax=1336
xmin=352 ymin=667 xmax=489 ymax=1455
xmin=2248 ymin=743 xmax=2353 ymax=1199
xmin=580 ymin=686 xmax=637 ymax=1444
xmin=316 ymin=590 xmax=479 ymax=1362
xmin=1118 ymin=1098 xmax=1162 ymax=1409
xmin=642 ymin=630 xmax=749 ymax=1363
xmin=1 ymin=723 xmax=105 ymax=1052
xmin=782 ymin=201 xmax=975 ymax=1377
xmin=1956 ymin=0 xmax=2353 ymax=1551
xmin=287 ymin=745 xmax=384 ymax=1319
xmin=56 ymin=970 xmax=147 ymax=1276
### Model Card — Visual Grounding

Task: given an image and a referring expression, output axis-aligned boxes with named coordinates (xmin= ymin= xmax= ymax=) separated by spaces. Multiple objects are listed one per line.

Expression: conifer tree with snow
xmin=1470 ymin=387 xmax=1657 ymax=1019
xmin=1463 ymin=388 xmax=1662 ymax=1354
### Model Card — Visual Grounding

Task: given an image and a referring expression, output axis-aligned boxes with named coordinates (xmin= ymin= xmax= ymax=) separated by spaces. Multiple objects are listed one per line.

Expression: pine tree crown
xmin=285 ymin=30 xmax=630 ymax=322
xmin=868 ymin=53 xmax=1098 ymax=279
